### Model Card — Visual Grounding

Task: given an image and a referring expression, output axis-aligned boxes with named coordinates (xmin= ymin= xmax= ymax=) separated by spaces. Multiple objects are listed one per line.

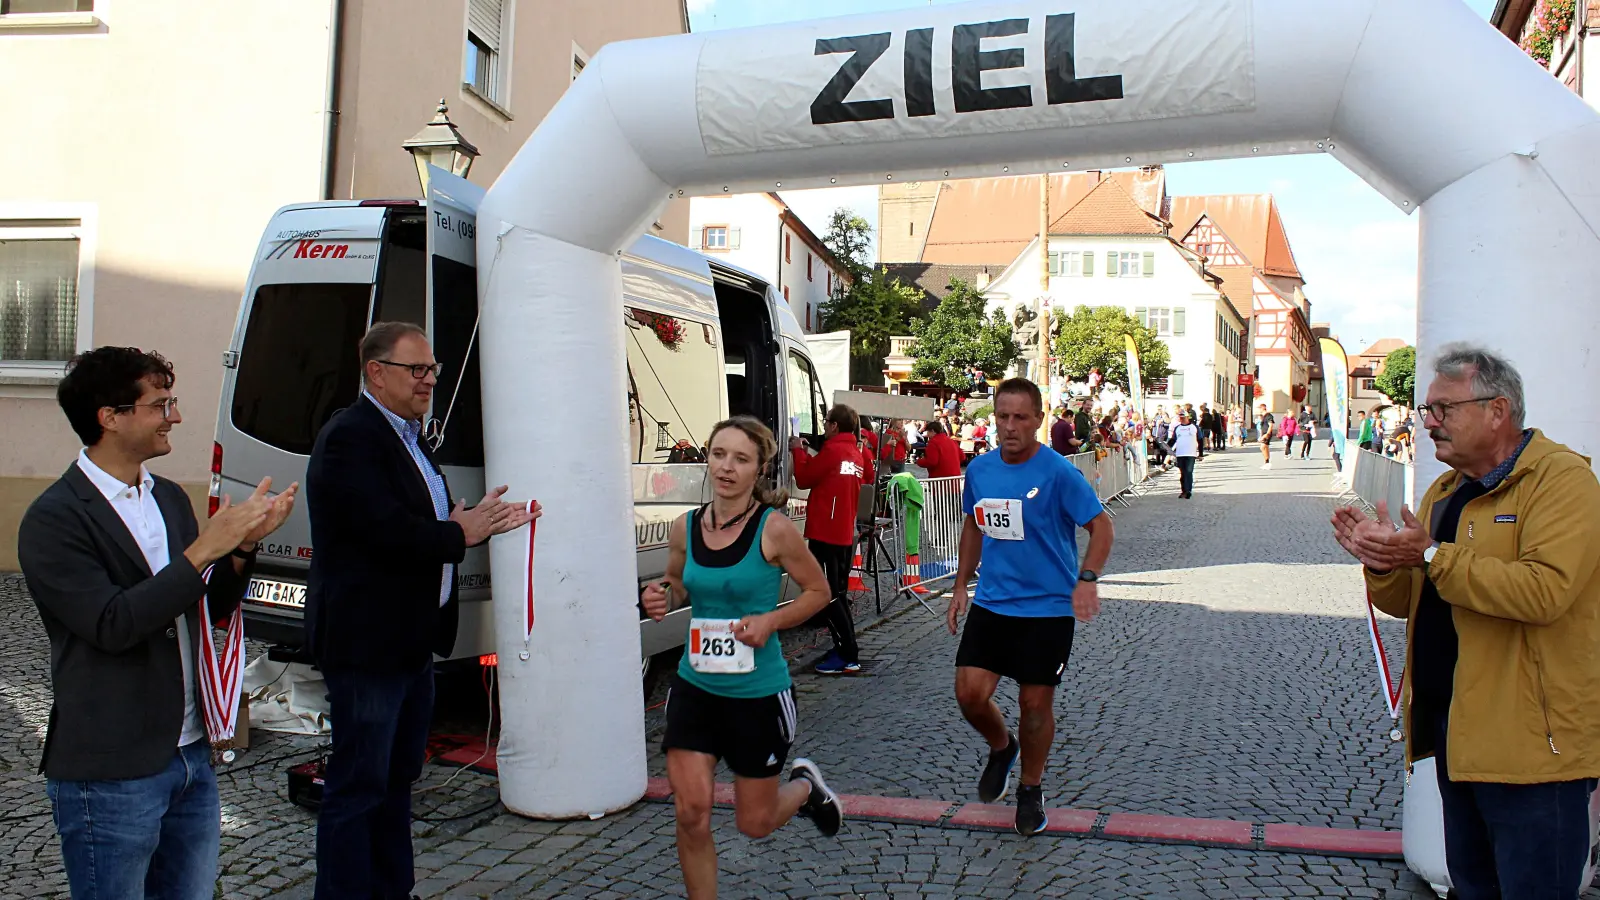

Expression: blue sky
xmin=690 ymin=0 xmax=1502 ymax=349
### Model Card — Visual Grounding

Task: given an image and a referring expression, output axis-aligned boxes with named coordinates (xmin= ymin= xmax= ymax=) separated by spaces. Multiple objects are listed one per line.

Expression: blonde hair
xmin=708 ymin=416 xmax=789 ymax=508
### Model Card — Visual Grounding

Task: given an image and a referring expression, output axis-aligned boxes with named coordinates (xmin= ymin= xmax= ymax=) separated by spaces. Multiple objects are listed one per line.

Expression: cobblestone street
xmin=1 ymin=448 xmax=1585 ymax=898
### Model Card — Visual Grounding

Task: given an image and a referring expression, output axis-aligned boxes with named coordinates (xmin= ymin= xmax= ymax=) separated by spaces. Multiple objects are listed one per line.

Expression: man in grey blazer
xmin=17 ymin=346 xmax=296 ymax=900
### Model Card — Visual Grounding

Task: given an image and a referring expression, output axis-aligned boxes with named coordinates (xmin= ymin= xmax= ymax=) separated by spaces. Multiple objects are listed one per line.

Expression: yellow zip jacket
xmin=1366 ymin=430 xmax=1600 ymax=783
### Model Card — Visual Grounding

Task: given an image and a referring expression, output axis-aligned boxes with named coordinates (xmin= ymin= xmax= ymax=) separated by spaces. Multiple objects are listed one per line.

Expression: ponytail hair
xmin=708 ymin=416 xmax=790 ymax=509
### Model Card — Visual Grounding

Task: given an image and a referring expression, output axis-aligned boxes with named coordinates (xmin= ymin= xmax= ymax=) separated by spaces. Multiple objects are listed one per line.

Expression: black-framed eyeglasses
xmin=375 ymin=359 xmax=443 ymax=380
xmin=112 ymin=396 xmax=179 ymax=420
xmin=1416 ymin=396 xmax=1498 ymax=424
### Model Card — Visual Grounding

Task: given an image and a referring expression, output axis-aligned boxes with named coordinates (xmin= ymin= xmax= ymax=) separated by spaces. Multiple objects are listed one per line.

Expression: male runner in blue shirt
xmin=947 ymin=377 xmax=1115 ymax=835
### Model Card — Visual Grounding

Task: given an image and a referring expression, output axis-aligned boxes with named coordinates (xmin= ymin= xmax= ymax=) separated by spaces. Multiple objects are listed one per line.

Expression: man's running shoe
xmin=1014 ymin=784 xmax=1048 ymax=835
xmin=843 ymin=660 xmax=862 ymax=674
xmin=814 ymin=652 xmax=847 ymax=675
xmin=790 ymin=758 xmax=843 ymax=837
xmin=977 ymin=733 xmax=1019 ymax=803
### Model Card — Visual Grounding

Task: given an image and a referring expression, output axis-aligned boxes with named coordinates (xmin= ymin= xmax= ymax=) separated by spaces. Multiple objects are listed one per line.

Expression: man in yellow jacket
xmin=1332 ymin=343 xmax=1600 ymax=899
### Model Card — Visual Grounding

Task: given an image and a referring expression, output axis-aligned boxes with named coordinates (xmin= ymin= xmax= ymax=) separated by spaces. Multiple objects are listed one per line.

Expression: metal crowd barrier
xmin=1348 ymin=448 xmax=1416 ymax=514
xmin=874 ymin=443 xmax=1157 ymax=606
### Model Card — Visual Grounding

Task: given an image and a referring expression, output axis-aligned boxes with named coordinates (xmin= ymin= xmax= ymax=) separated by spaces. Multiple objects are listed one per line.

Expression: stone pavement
xmin=1 ymin=448 xmax=1593 ymax=898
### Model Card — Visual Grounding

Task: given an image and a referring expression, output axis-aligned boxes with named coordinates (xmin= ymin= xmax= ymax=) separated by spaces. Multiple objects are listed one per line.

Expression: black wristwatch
xmin=231 ymin=545 xmax=258 ymax=561
xmin=1078 ymin=569 xmax=1100 ymax=583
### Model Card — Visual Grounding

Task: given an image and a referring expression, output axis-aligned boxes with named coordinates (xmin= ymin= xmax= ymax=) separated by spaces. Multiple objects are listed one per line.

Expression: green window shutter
xmin=1107 ymin=251 xmax=1118 ymax=276
xmin=1048 ymin=252 xmax=1060 ymax=276
xmin=729 ymin=227 xmax=742 ymax=250
xmin=1081 ymin=251 xmax=1093 ymax=276
xmin=1143 ymin=250 xmax=1155 ymax=276
xmin=1134 ymin=307 xmax=1148 ymax=328
xmin=1172 ymin=371 xmax=1184 ymax=399
xmin=1173 ymin=307 xmax=1186 ymax=336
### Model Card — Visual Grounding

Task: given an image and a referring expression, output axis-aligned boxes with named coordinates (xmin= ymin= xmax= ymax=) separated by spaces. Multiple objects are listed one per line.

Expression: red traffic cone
xmin=902 ymin=553 xmax=930 ymax=595
xmin=848 ymin=551 xmax=866 ymax=592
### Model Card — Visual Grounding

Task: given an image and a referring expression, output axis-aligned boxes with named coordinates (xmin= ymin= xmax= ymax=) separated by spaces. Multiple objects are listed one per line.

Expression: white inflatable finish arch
xmin=476 ymin=0 xmax=1599 ymax=870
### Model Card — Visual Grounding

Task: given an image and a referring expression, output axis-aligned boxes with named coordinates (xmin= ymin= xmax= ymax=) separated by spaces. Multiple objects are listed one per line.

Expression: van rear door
xmin=422 ymin=166 xmax=494 ymax=660
xmin=219 ymin=206 xmax=385 ymax=637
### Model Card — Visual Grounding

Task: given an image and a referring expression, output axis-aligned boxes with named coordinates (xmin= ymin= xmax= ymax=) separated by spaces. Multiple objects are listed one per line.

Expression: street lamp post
xmin=402 ymin=100 xmax=480 ymax=197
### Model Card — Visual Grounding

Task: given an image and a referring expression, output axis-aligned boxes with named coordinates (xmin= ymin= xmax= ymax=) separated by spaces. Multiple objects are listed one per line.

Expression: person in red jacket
xmin=790 ymin=405 xmax=867 ymax=675
xmin=879 ymin=419 xmax=909 ymax=474
xmin=918 ymin=421 xmax=963 ymax=478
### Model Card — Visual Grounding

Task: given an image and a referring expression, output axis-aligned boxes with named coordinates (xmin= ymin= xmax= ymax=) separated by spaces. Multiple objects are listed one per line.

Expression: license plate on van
xmin=247 ymin=577 xmax=306 ymax=610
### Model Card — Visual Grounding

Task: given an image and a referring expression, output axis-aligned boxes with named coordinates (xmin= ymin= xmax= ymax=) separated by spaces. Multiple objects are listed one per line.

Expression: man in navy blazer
xmin=18 ymin=346 xmax=296 ymax=900
xmin=306 ymin=322 xmax=536 ymax=899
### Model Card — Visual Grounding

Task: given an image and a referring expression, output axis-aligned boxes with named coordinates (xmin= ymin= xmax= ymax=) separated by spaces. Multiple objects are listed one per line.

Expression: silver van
xmin=213 ymin=168 xmax=827 ymax=675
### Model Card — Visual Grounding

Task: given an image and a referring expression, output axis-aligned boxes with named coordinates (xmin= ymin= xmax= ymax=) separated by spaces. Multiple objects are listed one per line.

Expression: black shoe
xmin=1014 ymin=784 xmax=1048 ymax=835
xmin=790 ymin=758 xmax=843 ymax=837
xmin=977 ymin=733 xmax=1019 ymax=803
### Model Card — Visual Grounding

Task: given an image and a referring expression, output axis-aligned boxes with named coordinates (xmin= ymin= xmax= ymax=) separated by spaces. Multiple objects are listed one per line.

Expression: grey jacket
xmin=17 ymin=464 xmax=251 ymax=781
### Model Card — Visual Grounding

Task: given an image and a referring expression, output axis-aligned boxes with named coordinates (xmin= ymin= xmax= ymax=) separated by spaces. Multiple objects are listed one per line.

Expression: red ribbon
xmin=1365 ymin=590 xmax=1402 ymax=719
xmin=524 ymin=500 xmax=537 ymax=641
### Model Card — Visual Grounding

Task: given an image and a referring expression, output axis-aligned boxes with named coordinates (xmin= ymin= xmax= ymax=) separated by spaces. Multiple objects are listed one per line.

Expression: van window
xmin=430 ymin=254 xmax=483 ymax=467
xmin=625 ymin=307 xmax=721 ymax=463
xmin=232 ymin=283 xmax=370 ymax=455
xmin=786 ymin=350 xmax=827 ymax=436
xmin=372 ymin=211 xmax=426 ymax=326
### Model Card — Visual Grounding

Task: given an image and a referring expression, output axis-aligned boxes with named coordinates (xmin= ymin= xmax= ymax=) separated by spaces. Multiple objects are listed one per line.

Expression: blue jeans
xmin=47 ymin=740 xmax=220 ymax=900
xmin=1434 ymin=715 xmax=1596 ymax=898
xmin=315 ymin=663 xmax=434 ymax=900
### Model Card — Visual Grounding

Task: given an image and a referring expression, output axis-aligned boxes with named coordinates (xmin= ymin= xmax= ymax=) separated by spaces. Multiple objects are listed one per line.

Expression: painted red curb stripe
xmin=947 ymin=803 xmax=1095 ymax=834
xmin=840 ymin=795 xmax=953 ymax=824
xmin=644 ymin=777 xmax=673 ymax=801
xmin=1263 ymin=823 xmax=1404 ymax=858
xmin=1102 ymin=812 xmax=1254 ymax=847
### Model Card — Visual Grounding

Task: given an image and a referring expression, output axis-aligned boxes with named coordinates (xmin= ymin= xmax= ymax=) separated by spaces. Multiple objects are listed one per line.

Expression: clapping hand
xmin=450 ymin=487 xmax=540 ymax=547
xmin=1332 ymin=501 xmax=1430 ymax=572
xmin=242 ymin=478 xmax=299 ymax=545
xmin=186 ymin=479 xmax=273 ymax=569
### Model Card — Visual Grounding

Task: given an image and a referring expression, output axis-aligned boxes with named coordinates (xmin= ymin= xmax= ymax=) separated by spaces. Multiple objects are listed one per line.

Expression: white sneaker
xmin=1261 ymin=462 xmax=1272 ymax=470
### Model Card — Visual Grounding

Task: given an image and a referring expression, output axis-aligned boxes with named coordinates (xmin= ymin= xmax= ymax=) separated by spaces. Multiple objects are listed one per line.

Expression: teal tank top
xmin=675 ymin=505 xmax=789 ymax=698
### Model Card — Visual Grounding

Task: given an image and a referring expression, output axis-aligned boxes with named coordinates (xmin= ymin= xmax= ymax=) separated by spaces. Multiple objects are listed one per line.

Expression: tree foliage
xmin=821 ymin=208 xmax=872 ymax=285
xmin=1051 ymin=305 xmax=1172 ymax=392
xmin=908 ymin=278 xmax=1020 ymax=388
xmin=1374 ymin=345 xmax=1417 ymax=406
xmin=816 ymin=209 xmax=920 ymax=357
xmin=818 ymin=266 xmax=924 ymax=358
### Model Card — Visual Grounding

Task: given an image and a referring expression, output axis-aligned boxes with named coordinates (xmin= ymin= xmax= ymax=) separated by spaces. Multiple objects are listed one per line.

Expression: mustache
xmin=1429 ymin=429 xmax=1450 ymax=443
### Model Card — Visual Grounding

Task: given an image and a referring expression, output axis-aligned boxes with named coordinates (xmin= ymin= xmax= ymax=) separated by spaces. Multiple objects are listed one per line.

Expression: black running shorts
xmin=661 ymin=673 xmax=796 ymax=778
xmin=955 ymin=602 xmax=1076 ymax=686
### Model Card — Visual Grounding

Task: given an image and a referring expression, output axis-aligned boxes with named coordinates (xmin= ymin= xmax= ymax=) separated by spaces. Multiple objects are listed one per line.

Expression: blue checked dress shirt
xmin=365 ymin=392 xmax=453 ymax=607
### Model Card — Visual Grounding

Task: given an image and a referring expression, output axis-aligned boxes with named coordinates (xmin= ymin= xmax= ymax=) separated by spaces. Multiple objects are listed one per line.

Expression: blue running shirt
xmin=961 ymin=446 xmax=1104 ymax=617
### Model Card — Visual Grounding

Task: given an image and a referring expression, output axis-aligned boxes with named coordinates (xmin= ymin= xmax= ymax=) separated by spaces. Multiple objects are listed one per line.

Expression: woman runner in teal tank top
xmin=643 ymin=416 xmax=845 ymax=899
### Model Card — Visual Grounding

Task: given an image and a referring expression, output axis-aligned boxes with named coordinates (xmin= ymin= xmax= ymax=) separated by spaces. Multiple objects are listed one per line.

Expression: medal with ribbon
xmin=1365 ymin=590 xmax=1403 ymax=741
xmin=198 ymin=564 xmax=247 ymax=764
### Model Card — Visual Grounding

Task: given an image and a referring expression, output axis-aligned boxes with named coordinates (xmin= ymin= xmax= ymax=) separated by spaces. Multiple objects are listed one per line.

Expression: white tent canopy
xmin=472 ymin=3 xmax=1600 ymax=883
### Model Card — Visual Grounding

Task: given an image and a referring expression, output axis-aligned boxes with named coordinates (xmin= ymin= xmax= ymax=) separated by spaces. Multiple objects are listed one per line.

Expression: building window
xmin=0 ymin=0 xmax=94 ymax=11
xmin=807 ymin=253 xmax=813 ymax=282
xmin=702 ymin=226 xmax=729 ymax=251
xmin=1048 ymin=251 xmax=1089 ymax=277
xmin=1362 ymin=378 xmax=1376 ymax=390
xmin=1106 ymin=250 xmax=1155 ymax=277
xmin=785 ymin=232 xmax=791 ymax=264
xmin=571 ymin=43 xmax=588 ymax=81
xmin=1137 ymin=307 xmax=1181 ymax=336
xmin=0 ymin=216 xmax=90 ymax=367
xmin=805 ymin=303 xmax=812 ymax=331
xmin=465 ymin=0 xmax=509 ymax=107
